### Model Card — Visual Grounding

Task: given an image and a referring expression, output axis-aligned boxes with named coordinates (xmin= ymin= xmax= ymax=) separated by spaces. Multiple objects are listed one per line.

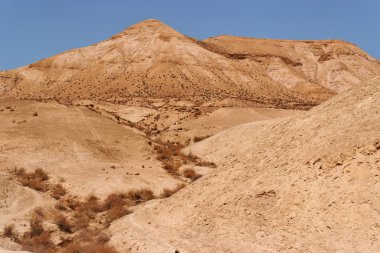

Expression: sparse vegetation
xmin=54 ymin=214 xmax=72 ymax=233
xmin=193 ymin=135 xmax=211 ymax=142
xmin=160 ymin=183 xmax=186 ymax=198
xmin=51 ymin=183 xmax=66 ymax=199
xmin=2 ymin=224 xmax=16 ymax=239
xmin=183 ymin=168 xmax=202 ymax=181
xmin=153 ymin=139 xmax=214 ymax=180
xmin=196 ymin=160 xmax=217 ymax=168
xmin=20 ymin=214 xmax=54 ymax=253
xmin=11 ymin=169 xmax=164 ymax=252
xmin=15 ymin=168 xmax=49 ymax=192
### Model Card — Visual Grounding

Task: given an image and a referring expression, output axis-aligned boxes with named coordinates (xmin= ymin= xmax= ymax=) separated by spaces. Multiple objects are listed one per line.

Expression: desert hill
xmin=202 ymin=36 xmax=380 ymax=97
xmin=2 ymin=19 xmax=379 ymax=109
xmin=0 ymin=20 xmax=308 ymax=108
xmin=108 ymin=77 xmax=380 ymax=252
xmin=0 ymin=19 xmax=379 ymax=253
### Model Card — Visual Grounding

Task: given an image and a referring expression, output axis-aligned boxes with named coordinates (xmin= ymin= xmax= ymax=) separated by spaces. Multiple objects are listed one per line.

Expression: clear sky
xmin=1 ymin=0 xmax=379 ymax=70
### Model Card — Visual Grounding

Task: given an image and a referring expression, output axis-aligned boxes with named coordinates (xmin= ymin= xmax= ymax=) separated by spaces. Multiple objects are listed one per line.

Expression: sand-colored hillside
xmin=108 ymin=77 xmax=380 ymax=252
xmin=0 ymin=20 xmax=309 ymax=108
xmin=203 ymin=36 xmax=380 ymax=95
xmin=0 ymin=98 xmax=181 ymax=198
xmin=159 ymin=107 xmax=301 ymax=143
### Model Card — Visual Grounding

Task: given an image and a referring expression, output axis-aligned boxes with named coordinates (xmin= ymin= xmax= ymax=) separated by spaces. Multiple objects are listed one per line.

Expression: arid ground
xmin=0 ymin=20 xmax=379 ymax=253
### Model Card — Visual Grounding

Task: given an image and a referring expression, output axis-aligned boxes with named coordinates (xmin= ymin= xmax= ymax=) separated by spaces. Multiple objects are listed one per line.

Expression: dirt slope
xmin=0 ymin=98 xmax=181 ymax=198
xmin=203 ymin=36 xmax=380 ymax=96
xmin=108 ymin=77 xmax=380 ymax=253
xmin=159 ymin=107 xmax=301 ymax=143
xmin=0 ymin=20 xmax=308 ymax=108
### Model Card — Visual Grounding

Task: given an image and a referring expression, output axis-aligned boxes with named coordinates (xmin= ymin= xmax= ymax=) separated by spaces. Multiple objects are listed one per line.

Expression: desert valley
xmin=0 ymin=19 xmax=379 ymax=253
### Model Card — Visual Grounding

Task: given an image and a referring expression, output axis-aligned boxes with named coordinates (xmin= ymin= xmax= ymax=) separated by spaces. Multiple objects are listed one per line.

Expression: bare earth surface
xmin=0 ymin=19 xmax=379 ymax=253
xmin=1 ymin=20 xmax=379 ymax=109
xmin=0 ymin=98 xmax=181 ymax=198
xmin=108 ymin=78 xmax=380 ymax=253
xmin=203 ymin=36 xmax=380 ymax=94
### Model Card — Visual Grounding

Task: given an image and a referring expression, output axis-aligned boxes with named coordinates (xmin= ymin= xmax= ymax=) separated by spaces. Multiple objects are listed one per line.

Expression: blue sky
xmin=1 ymin=0 xmax=379 ymax=70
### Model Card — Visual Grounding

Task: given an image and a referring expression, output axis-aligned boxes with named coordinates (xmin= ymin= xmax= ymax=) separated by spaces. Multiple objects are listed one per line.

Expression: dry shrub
xmin=196 ymin=160 xmax=217 ymax=168
xmin=103 ymin=193 xmax=128 ymax=210
xmin=105 ymin=206 xmax=130 ymax=226
xmin=55 ymin=202 xmax=67 ymax=211
xmin=54 ymin=214 xmax=72 ymax=233
xmin=21 ymin=231 xmax=54 ymax=253
xmin=155 ymin=141 xmax=185 ymax=161
xmin=180 ymin=152 xmax=199 ymax=165
xmin=15 ymin=168 xmax=49 ymax=192
xmin=97 ymin=232 xmax=111 ymax=244
xmin=163 ymin=160 xmax=181 ymax=175
xmin=160 ymin=184 xmax=186 ymax=198
xmin=29 ymin=215 xmax=44 ymax=237
xmin=33 ymin=168 xmax=49 ymax=181
xmin=85 ymin=195 xmax=103 ymax=210
xmin=3 ymin=224 xmax=16 ymax=239
xmin=72 ymin=213 xmax=91 ymax=231
xmin=33 ymin=207 xmax=45 ymax=218
xmin=193 ymin=135 xmax=211 ymax=142
xmin=51 ymin=184 xmax=66 ymax=199
xmin=183 ymin=169 xmax=202 ymax=181
xmin=65 ymin=197 xmax=82 ymax=210
xmin=127 ymin=188 xmax=155 ymax=203
xmin=19 ymin=177 xmax=47 ymax=191
xmin=21 ymin=215 xmax=54 ymax=253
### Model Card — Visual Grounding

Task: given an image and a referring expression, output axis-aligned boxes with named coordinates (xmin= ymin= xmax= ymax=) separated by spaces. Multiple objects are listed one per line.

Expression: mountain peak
xmin=133 ymin=19 xmax=167 ymax=27
xmin=110 ymin=19 xmax=184 ymax=40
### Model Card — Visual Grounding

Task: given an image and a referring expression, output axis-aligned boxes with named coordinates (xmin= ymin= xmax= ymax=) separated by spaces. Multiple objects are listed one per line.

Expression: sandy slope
xmin=160 ymin=107 xmax=301 ymax=143
xmin=203 ymin=36 xmax=380 ymax=95
xmin=0 ymin=20 xmax=308 ymax=108
xmin=0 ymin=98 xmax=180 ymax=198
xmin=108 ymin=78 xmax=380 ymax=252
xmin=0 ymin=173 xmax=53 ymax=252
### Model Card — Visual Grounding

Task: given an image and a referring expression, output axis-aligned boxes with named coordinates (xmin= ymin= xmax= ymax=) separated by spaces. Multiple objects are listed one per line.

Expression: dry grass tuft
xmin=193 ymin=135 xmax=211 ymax=142
xmin=160 ymin=183 xmax=186 ymax=198
xmin=15 ymin=168 xmax=49 ymax=192
xmin=196 ymin=160 xmax=217 ymax=168
xmin=2 ymin=224 xmax=17 ymax=239
xmin=29 ymin=215 xmax=44 ymax=237
xmin=103 ymin=193 xmax=128 ymax=210
xmin=20 ymin=215 xmax=54 ymax=253
xmin=54 ymin=214 xmax=72 ymax=233
xmin=163 ymin=160 xmax=181 ymax=175
xmin=127 ymin=188 xmax=155 ymax=203
xmin=183 ymin=168 xmax=202 ymax=181
xmin=51 ymin=183 xmax=66 ymax=199
xmin=105 ymin=206 xmax=131 ymax=227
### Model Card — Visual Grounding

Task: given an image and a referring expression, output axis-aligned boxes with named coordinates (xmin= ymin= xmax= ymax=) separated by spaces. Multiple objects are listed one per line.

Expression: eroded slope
xmin=108 ymin=78 xmax=380 ymax=253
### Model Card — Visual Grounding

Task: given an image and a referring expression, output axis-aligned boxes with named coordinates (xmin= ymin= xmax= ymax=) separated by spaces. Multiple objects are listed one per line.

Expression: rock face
xmin=1 ymin=19 xmax=379 ymax=108
xmin=108 ymin=77 xmax=380 ymax=253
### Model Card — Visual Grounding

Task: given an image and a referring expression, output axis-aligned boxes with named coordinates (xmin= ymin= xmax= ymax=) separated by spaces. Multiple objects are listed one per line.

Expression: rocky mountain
xmin=1 ymin=19 xmax=379 ymax=108
xmin=203 ymin=36 xmax=380 ymax=92
xmin=0 ymin=20 xmax=306 ymax=108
